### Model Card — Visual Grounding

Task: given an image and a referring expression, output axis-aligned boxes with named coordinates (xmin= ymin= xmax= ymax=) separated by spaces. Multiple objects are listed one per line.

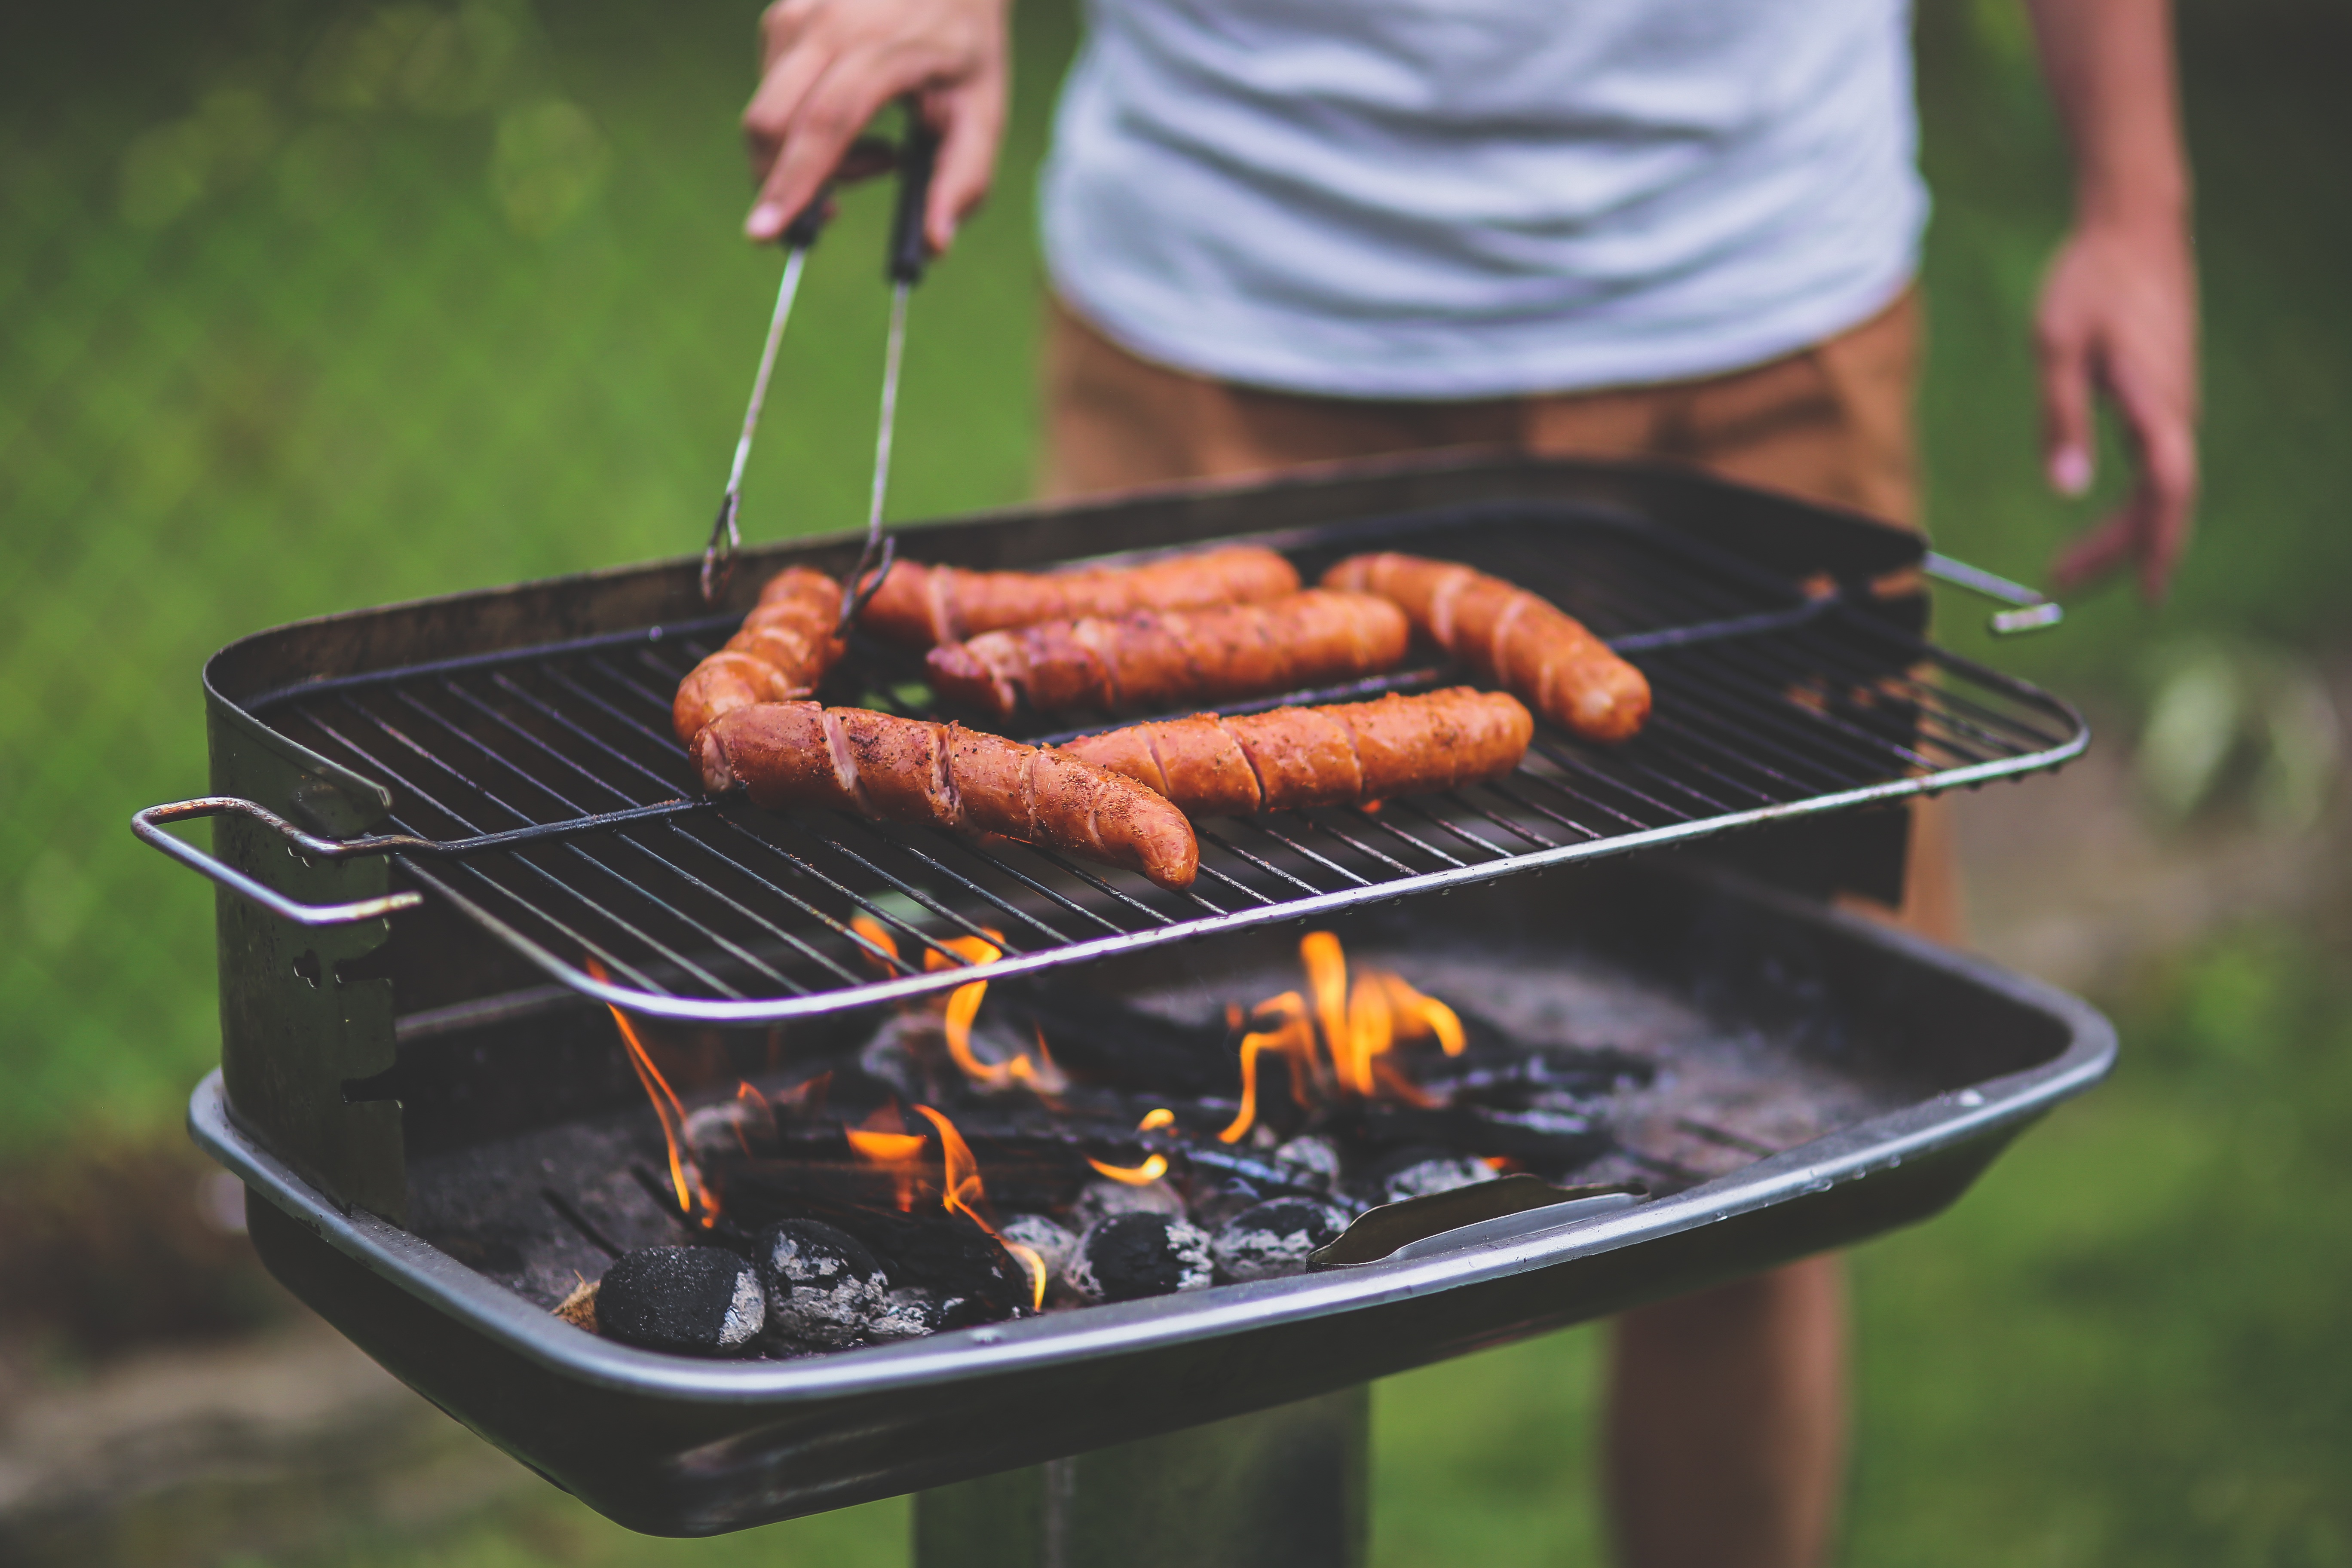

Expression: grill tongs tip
xmin=701 ymin=101 xmax=941 ymax=629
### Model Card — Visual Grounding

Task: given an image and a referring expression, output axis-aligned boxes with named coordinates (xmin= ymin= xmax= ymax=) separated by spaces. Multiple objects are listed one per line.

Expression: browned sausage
xmin=1322 ymin=553 xmax=1650 ymax=743
xmin=1057 ymin=688 xmax=1532 ymax=815
xmin=693 ymin=702 xmax=1200 ymax=890
xmin=925 ymin=590 xmax=1411 ymax=718
xmin=671 ymin=567 xmax=846 ymax=745
xmin=858 ymin=546 xmax=1301 ymax=647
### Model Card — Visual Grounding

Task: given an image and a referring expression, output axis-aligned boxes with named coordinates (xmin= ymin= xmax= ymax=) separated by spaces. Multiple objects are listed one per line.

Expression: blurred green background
xmin=1 ymin=0 xmax=2346 ymax=1563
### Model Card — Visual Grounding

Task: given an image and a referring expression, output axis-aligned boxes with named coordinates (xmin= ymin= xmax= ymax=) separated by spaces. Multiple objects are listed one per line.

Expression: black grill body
xmin=192 ymin=857 xmax=2110 ymax=1535
xmin=190 ymin=456 xmax=2080 ymax=1220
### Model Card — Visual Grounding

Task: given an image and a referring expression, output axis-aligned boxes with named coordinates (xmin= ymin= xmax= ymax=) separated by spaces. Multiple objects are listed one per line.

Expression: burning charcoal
xmin=1211 ymin=1198 xmax=1350 ymax=1283
xmin=1063 ymin=1213 xmax=1214 ymax=1304
xmin=759 ymin=1219 xmax=893 ymax=1346
xmin=1187 ymin=1176 xmax=1266 ymax=1231
xmin=736 ymin=1195 xmax=1031 ymax=1321
xmin=1369 ymin=1149 xmax=1499 ymax=1205
xmin=999 ymin=1213 xmax=1078 ymax=1283
xmin=597 ymin=1246 xmax=765 ymax=1356
xmin=1072 ymin=1176 xmax=1185 ymax=1231
xmin=1273 ymin=1136 xmax=1342 ymax=1188
xmin=868 ymin=1288 xmax=949 ymax=1341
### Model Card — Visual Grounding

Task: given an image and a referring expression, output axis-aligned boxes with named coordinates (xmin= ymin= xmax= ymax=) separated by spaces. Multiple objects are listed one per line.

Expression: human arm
xmin=2024 ymin=0 xmax=2199 ymax=600
xmin=741 ymin=0 xmax=1011 ymax=253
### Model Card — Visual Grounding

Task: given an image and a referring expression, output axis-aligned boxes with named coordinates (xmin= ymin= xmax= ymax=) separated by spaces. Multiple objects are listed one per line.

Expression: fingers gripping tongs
xmin=701 ymin=102 xmax=942 ymax=640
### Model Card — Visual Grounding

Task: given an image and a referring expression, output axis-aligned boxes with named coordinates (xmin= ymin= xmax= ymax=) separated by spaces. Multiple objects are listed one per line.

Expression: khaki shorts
xmin=1036 ymin=288 xmax=1960 ymax=941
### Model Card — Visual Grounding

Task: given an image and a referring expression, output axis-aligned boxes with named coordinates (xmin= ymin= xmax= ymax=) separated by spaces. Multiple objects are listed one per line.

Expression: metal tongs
xmin=701 ymin=101 xmax=941 ymax=636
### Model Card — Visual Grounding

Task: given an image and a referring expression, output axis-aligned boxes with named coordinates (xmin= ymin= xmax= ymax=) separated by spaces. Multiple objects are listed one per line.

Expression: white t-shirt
xmin=1039 ymin=0 xmax=1926 ymax=400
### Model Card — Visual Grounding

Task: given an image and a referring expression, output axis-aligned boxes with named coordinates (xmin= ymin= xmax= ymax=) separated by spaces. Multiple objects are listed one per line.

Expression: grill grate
xmin=241 ymin=508 xmax=2085 ymax=1022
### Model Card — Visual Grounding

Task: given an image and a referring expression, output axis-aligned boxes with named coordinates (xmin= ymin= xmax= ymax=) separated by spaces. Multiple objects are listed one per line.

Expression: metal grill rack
xmin=200 ymin=509 xmax=2086 ymax=1023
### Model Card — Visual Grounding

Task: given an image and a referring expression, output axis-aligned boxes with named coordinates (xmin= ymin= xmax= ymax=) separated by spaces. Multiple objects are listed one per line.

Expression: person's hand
xmin=742 ymin=0 xmax=1009 ymax=254
xmin=2035 ymin=216 xmax=2200 ymax=601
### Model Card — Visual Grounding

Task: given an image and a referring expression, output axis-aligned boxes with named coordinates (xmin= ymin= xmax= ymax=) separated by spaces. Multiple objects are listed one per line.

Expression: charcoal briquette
xmin=1376 ymin=1152 xmax=1498 ymax=1204
xmin=998 ymin=1212 xmax=1078 ymax=1281
xmin=1272 ymin=1136 xmax=1342 ymax=1187
xmin=1211 ymin=1198 xmax=1351 ymax=1282
xmin=596 ymin=1246 xmax=765 ymax=1356
xmin=1072 ymin=1176 xmax=1184 ymax=1231
xmin=759 ymin=1219 xmax=891 ymax=1345
xmin=1063 ymin=1212 xmax=1213 ymax=1304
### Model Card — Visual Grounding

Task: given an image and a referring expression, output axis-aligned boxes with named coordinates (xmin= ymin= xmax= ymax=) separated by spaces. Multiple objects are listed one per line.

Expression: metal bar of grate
xmin=234 ymin=510 xmax=2086 ymax=1023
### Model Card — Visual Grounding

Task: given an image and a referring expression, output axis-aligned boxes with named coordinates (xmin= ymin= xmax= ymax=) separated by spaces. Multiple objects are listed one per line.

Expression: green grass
xmin=5 ymin=0 xmax=2350 ymax=1562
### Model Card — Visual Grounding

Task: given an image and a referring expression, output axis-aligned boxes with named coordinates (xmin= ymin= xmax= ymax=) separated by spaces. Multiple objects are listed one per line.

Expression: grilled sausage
xmin=1057 ymin=688 xmax=1532 ymax=815
xmin=694 ymin=702 xmax=1200 ymax=890
xmin=1322 ymin=553 xmax=1650 ymax=743
xmin=925 ymin=590 xmax=1411 ymax=718
xmin=859 ymin=546 xmax=1301 ymax=648
xmin=672 ymin=567 xmax=847 ymax=745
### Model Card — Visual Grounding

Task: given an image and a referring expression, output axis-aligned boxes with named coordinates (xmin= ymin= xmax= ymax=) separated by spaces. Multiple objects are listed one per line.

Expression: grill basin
xmin=192 ymin=857 xmax=2111 ymax=1536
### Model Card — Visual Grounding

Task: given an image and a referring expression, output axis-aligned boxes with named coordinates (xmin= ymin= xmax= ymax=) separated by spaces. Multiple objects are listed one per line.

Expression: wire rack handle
xmin=132 ymin=797 xmax=425 ymax=928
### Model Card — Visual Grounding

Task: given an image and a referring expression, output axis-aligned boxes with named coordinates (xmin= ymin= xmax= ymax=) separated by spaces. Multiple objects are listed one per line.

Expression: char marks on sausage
xmin=1322 ymin=553 xmax=1650 ymax=743
xmin=858 ymin=546 xmax=1301 ymax=648
xmin=671 ymin=567 xmax=847 ymax=745
xmin=695 ymin=703 xmax=1199 ymax=889
xmin=1057 ymin=688 xmax=1531 ymax=815
xmin=925 ymin=590 xmax=1410 ymax=718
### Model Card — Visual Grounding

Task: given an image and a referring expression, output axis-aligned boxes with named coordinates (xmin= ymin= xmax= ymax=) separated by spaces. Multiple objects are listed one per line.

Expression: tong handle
xmin=888 ymin=101 xmax=940 ymax=285
xmin=1921 ymin=551 xmax=2066 ymax=636
xmin=133 ymin=798 xmax=425 ymax=928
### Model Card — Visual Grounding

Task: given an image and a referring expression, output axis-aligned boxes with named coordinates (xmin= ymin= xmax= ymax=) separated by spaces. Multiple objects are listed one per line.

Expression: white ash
xmin=998 ymin=1213 xmax=1078 ymax=1280
xmin=683 ymin=1099 xmax=768 ymax=1161
xmin=1062 ymin=1213 xmax=1214 ymax=1304
xmin=1272 ymin=1136 xmax=1343 ymax=1187
xmin=1072 ymin=1176 xmax=1185 ymax=1231
xmin=1211 ymin=1198 xmax=1351 ymax=1283
xmin=759 ymin=1219 xmax=891 ymax=1346
xmin=1381 ymin=1156 xmax=1498 ymax=1204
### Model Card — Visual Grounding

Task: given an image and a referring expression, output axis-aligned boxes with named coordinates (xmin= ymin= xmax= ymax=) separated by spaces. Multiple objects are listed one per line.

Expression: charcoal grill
xmin=153 ymin=455 xmax=2111 ymax=1543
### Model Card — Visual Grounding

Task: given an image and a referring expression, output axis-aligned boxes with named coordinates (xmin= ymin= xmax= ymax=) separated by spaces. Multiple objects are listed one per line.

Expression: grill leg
xmin=911 ymin=1385 xmax=1369 ymax=1568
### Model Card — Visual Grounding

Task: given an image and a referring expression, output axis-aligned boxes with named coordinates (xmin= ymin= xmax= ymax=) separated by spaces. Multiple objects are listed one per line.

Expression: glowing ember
xmin=912 ymin=1104 xmax=1047 ymax=1312
xmin=585 ymin=957 xmax=716 ymax=1225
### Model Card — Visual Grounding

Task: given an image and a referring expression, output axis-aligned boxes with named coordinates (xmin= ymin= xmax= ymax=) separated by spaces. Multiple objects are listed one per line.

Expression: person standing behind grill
xmin=739 ymin=1 xmax=2196 ymax=1562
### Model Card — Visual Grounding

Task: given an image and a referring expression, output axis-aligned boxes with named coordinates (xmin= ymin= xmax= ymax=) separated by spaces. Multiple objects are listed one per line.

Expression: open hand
xmin=2035 ymin=217 xmax=2201 ymax=601
xmin=742 ymin=0 xmax=1010 ymax=254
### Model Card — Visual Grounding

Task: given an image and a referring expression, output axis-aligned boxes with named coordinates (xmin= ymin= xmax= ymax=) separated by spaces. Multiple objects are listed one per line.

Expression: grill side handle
xmin=133 ymin=798 xmax=425 ymax=926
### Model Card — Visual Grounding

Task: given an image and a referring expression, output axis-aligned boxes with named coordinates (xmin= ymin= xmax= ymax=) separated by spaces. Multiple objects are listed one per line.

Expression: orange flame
xmin=912 ymin=1104 xmax=1046 ymax=1312
xmin=1216 ymin=936 xmax=1465 ymax=1140
xmin=849 ymin=915 xmax=900 ymax=975
xmin=846 ymin=1103 xmax=926 ymax=1210
xmin=919 ymin=929 xmax=1064 ymax=1098
xmin=1086 ymin=1153 xmax=1170 ymax=1185
xmin=1136 ymin=1107 xmax=1176 ymax=1132
xmin=585 ymin=957 xmax=716 ymax=1225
